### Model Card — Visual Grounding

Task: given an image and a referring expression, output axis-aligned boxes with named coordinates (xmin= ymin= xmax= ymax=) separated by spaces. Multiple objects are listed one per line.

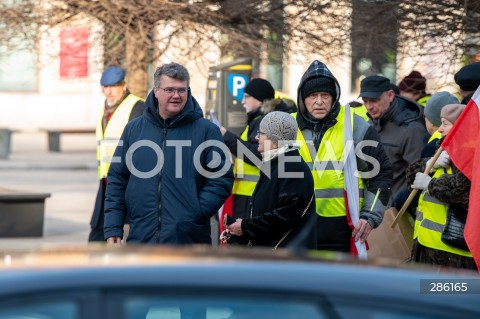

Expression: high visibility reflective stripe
xmin=96 ymin=94 xmax=143 ymax=179
xmin=304 ymin=161 xmax=341 ymax=171
xmin=416 ymin=211 xmax=423 ymax=221
xmin=421 ymin=218 xmax=444 ymax=233
xmin=310 ymin=161 xmax=343 ymax=171
xmin=416 ymin=166 xmax=471 ymax=257
xmin=315 ymin=188 xmax=364 ymax=198
xmin=293 ymin=109 xmax=365 ymax=218
xmin=98 ymin=137 xmax=121 ymax=143
xmin=232 ymin=125 xmax=260 ymax=197
xmin=422 ymin=193 xmax=445 ymax=206
xmin=315 ymin=189 xmax=343 ymax=198
xmin=234 ymin=174 xmax=260 ymax=183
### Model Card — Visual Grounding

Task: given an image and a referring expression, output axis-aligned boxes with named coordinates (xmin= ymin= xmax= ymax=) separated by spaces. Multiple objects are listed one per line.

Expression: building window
xmin=0 ymin=35 xmax=38 ymax=91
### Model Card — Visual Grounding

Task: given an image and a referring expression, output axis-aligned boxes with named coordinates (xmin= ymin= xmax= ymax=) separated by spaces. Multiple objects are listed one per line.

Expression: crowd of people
xmin=92 ymin=59 xmax=480 ymax=271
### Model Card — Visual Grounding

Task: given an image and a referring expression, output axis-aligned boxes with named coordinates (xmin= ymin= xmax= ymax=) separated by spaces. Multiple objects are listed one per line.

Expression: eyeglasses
xmin=256 ymin=130 xmax=267 ymax=137
xmin=158 ymin=87 xmax=188 ymax=95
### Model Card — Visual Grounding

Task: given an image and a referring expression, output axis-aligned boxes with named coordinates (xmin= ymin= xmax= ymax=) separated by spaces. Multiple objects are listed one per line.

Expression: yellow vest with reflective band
xmin=352 ymin=105 xmax=369 ymax=122
xmin=96 ymin=94 xmax=143 ymax=179
xmin=428 ymin=130 xmax=442 ymax=143
xmin=294 ymin=108 xmax=365 ymax=217
xmin=232 ymin=125 xmax=261 ymax=196
xmin=415 ymin=166 xmax=472 ymax=257
xmin=417 ymin=95 xmax=430 ymax=107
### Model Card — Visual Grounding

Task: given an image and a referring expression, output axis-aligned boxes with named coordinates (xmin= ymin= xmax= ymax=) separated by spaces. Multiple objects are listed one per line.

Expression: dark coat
xmin=103 ymin=89 xmax=234 ymax=244
xmin=370 ymin=96 xmax=428 ymax=198
xmin=229 ymin=149 xmax=317 ymax=249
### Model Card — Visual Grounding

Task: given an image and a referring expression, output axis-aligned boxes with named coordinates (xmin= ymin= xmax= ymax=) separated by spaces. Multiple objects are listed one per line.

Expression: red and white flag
xmin=442 ymin=87 xmax=480 ymax=270
xmin=344 ymin=106 xmax=367 ymax=259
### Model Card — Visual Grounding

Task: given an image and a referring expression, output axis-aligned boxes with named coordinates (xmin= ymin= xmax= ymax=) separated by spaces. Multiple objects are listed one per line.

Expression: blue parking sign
xmin=227 ymin=74 xmax=249 ymax=101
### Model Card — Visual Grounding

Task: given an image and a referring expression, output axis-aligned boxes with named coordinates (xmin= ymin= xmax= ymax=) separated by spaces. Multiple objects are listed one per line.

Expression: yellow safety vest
xmin=352 ymin=105 xmax=369 ymax=122
xmin=294 ymin=107 xmax=365 ymax=217
xmin=428 ymin=130 xmax=442 ymax=143
xmin=417 ymin=95 xmax=430 ymax=107
xmin=415 ymin=167 xmax=472 ymax=257
xmin=96 ymin=94 xmax=143 ymax=179
xmin=231 ymin=125 xmax=261 ymax=196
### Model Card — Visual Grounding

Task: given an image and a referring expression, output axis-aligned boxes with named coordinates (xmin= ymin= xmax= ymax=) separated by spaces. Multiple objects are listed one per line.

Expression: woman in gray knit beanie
xmin=257 ymin=111 xmax=298 ymax=154
xmin=222 ymin=111 xmax=317 ymax=250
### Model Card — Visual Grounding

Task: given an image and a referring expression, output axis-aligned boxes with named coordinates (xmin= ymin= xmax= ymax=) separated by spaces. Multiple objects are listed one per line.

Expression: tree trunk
xmin=125 ymin=31 xmax=149 ymax=98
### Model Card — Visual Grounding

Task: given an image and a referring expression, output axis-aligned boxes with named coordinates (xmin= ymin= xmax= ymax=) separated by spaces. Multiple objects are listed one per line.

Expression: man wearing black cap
xmin=295 ymin=60 xmax=392 ymax=253
xmin=88 ymin=66 xmax=145 ymax=242
xmin=360 ymin=75 xmax=427 ymax=202
xmin=454 ymin=61 xmax=480 ymax=104
xmin=220 ymin=78 xmax=294 ymax=220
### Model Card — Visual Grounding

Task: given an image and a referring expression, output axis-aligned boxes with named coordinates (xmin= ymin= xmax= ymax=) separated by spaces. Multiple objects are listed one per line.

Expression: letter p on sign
xmin=227 ymin=74 xmax=249 ymax=101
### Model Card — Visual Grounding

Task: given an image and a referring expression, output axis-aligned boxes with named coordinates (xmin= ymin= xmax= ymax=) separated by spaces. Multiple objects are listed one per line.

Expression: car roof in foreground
xmin=0 ymin=244 xmax=478 ymax=313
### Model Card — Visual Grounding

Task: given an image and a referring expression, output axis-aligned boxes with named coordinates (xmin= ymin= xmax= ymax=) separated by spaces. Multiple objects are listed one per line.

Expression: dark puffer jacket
xmin=104 ymin=89 xmax=234 ymax=244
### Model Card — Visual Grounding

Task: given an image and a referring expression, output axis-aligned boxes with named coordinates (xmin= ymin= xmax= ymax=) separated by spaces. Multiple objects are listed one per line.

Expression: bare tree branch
xmin=1 ymin=0 xmax=479 ymax=95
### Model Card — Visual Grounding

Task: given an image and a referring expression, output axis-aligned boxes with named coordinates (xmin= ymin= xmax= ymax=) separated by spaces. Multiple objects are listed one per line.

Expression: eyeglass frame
xmin=157 ymin=87 xmax=189 ymax=95
xmin=256 ymin=130 xmax=268 ymax=138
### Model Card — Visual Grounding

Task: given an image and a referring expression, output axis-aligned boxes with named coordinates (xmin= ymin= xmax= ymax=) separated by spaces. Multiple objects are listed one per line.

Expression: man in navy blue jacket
xmin=104 ymin=62 xmax=233 ymax=245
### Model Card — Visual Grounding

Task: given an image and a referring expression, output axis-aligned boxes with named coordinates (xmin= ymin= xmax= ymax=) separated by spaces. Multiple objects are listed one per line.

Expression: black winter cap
xmin=454 ymin=62 xmax=480 ymax=92
xmin=244 ymin=78 xmax=275 ymax=102
xmin=301 ymin=77 xmax=336 ymax=99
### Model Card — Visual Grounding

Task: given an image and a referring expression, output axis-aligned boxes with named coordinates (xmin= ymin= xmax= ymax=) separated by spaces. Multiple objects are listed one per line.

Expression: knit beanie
xmin=244 ymin=78 xmax=275 ymax=102
xmin=440 ymin=104 xmax=466 ymax=124
xmin=398 ymin=71 xmax=426 ymax=92
xmin=259 ymin=111 xmax=298 ymax=146
xmin=301 ymin=77 xmax=336 ymax=100
xmin=424 ymin=91 xmax=459 ymax=127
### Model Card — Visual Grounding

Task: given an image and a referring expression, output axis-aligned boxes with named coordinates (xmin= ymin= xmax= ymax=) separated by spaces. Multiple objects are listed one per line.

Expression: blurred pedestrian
xmin=104 ymin=62 xmax=233 ymax=245
xmin=223 ymin=111 xmax=316 ymax=250
xmin=294 ymin=61 xmax=392 ymax=254
xmin=88 ymin=66 xmax=145 ymax=242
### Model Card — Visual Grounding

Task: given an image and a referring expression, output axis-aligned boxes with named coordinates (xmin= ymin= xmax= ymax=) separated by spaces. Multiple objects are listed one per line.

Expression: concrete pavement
xmin=0 ymin=131 xmax=98 ymax=246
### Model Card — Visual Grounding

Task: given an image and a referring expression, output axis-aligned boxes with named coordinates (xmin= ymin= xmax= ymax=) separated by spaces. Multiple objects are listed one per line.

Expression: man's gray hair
xmin=154 ymin=62 xmax=190 ymax=88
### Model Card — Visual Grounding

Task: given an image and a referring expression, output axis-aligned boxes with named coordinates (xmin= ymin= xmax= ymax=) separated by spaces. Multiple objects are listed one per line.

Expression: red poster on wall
xmin=60 ymin=28 xmax=90 ymax=78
